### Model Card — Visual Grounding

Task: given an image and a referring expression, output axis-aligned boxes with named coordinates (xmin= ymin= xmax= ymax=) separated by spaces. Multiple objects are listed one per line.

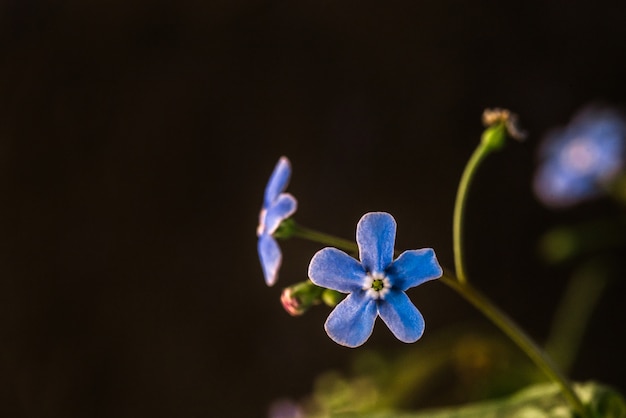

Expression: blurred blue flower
xmin=257 ymin=157 xmax=297 ymax=286
xmin=534 ymin=106 xmax=626 ymax=208
xmin=308 ymin=212 xmax=442 ymax=348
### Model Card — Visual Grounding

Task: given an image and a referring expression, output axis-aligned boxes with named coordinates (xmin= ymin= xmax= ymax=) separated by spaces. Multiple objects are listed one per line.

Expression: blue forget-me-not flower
xmin=257 ymin=156 xmax=297 ymax=286
xmin=308 ymin=212 xmax=442 ymax=348
xmin=534 ymin=106 xmax=626 ymax=208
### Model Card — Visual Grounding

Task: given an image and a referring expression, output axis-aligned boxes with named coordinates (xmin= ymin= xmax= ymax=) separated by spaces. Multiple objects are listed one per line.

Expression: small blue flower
xmin=257 ymin=156 xmax=297 ymax=286
xmin=308 ymin=212 xmax=442 ymax=348
xmin=534 ymin=106 xmax=626 ymax=208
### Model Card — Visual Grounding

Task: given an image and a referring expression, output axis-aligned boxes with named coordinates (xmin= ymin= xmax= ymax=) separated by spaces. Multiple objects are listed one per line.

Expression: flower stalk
xmin=289 ymin=222 xmax=359 ymax=254
xmin=452 ymin=139 xmax=493 ymax=284
xmin=453 ymin=110 xmax=524 ymax=284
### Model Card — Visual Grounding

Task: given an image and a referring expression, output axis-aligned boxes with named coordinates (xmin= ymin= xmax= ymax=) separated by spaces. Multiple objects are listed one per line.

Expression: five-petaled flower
xmin=308 ymin=212 xmax=442 ymax=348
xmin=534 ymin=106 xmax=626 ymax=208
xmin=257 ymin=156 xmax=297 ymax=286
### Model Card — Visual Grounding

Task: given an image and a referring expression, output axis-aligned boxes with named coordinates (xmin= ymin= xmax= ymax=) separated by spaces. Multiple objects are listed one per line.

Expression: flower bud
xmin=481 ymin=108 xmax=526 ymax=151
xmin=280 ymin=280 xmax=324 ymax=316
xmin=321 ymin=289 xmax=344 ymax=308
xmin=280 ymin=287 xmax=305 ymax=316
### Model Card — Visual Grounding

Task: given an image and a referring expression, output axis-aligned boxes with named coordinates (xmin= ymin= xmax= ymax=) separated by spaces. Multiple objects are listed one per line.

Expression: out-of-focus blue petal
xmin=308 ymin=248 xmax=366 ymax=293
xmin=324 ymin=291 xmax=377 ymax=348
xmin=534 ymin=106 xmax=626 ymax=208
xmin=357 ymin=212 xmax=396 ymax=273
xmin=258 ymin=233 xmax=281 ymax=286
xmin=386 ymin=248 xmax=442 ymax=291
xmin=264 ymin=157 xmax=292 ymax=207
xmin=264 ymin=193 xmax=298 ymax=234
xmin=377 ymin=290 xmax=425 ymax=343
xmin=534 ymin=162 xmax=596 ymax=208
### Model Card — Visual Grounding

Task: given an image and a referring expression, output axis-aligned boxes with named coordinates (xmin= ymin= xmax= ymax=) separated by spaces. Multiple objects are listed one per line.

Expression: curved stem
xmin=439 ymin=273 xmax=588 ymax=417
xmin=453 ymin=143 xmax=491 ymax=284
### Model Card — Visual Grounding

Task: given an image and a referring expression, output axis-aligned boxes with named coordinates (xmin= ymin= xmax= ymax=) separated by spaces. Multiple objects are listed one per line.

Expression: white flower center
xmin=363 ymin=272 xmax=391 ymax=300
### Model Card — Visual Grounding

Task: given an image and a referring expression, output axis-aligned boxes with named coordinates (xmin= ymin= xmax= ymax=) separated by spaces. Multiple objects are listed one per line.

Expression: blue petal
xmin=263 ymin=193 xmax=297 ymax=235
xmin=324 ymin=291 xmax=377 ymax=348
xmin=386 ymin=248 xmax=442 ymax=291
xmin=357 ymin=212 xmax=396 ymax=274
xmin=264 ymin=157 xmax=292 ymax=207
xmin=308 ymin=248 xmax=366 ymax=293
xmin=258 ymin=233 xmax=281 ymax=286
xmin=533 ymin=161 xmax=596 ymax=207
xmin=377 ymin=290 xmax=425 ymax=343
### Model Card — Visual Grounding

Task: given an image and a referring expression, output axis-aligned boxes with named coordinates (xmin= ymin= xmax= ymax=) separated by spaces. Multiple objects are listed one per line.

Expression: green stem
xmin=290 ymin=223 xmax=359 ymax=254
xmin=288 ymin=224 xmax=588 ymax=417
xmin=453 ymin=142 xmax=491 ymax=284
xmin=440 ymin=273 xmax=588 ymax=417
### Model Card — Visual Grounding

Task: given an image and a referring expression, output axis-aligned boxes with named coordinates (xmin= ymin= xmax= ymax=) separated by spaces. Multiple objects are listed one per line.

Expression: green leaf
xmin=327 ymin=382 xmax=626 ymax=418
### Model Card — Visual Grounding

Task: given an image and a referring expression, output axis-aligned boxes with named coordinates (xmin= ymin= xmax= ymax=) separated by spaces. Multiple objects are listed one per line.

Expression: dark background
xmin=1 ymin=1 xmax=626 ymax=417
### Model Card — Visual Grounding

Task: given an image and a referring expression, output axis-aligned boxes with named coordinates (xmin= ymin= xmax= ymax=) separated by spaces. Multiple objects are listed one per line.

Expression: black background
xmin=1 ymin=1 xmax=626 ymax=417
